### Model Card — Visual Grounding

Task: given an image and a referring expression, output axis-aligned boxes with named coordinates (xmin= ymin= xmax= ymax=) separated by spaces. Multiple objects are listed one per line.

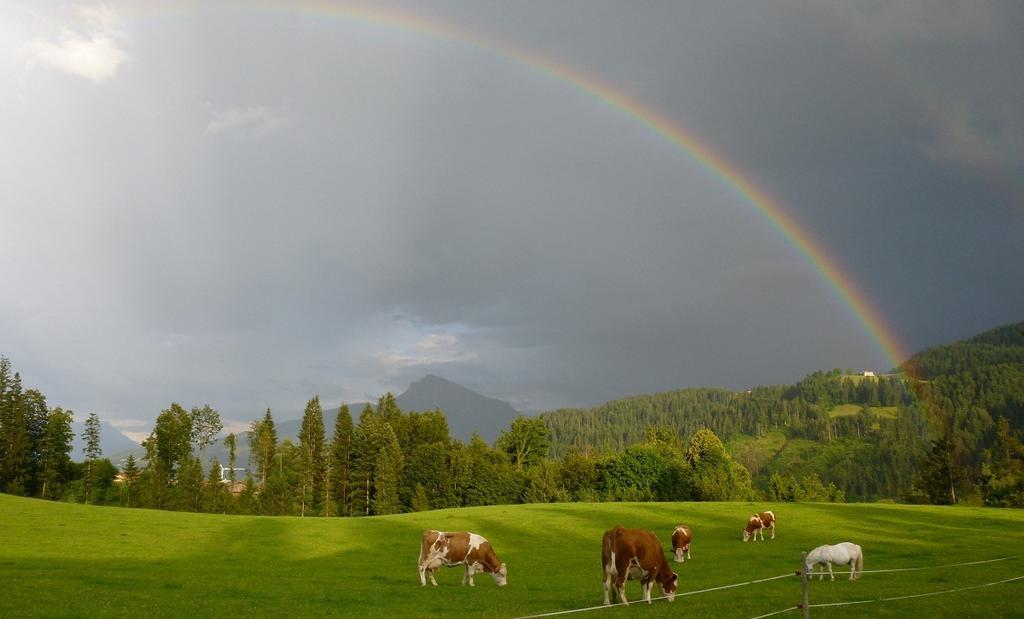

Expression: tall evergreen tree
xmin=176 ymin=456 xmax=204 ymax=512
xmin=140 ymin=437 xmax=169 ymax=509
xmin=0 ymin=371 xmax=30 ymax=495
xmin=299 ymin=396 xmax=326 ymax=516
xmin=39 ymin=407 xmax=74 ymax=499
xmin=348 ymin=405 xmax=402 ymax=516
xmin=917 ymin=436 xmax=961 ymax=504
xmin=202 ymin=457 xmax=228 ymax=514
xmin=329 ymin=404 xmax=353 ymax=516
xmin=83 ymin=413 xmax=102 ymax=504
xmin=121 ymin=453 xmax=139 ymax=507
xmin=0 ymin=357 xmax=9 ymax=486
xmin=373 ymin=446 xmax=399 ymax=515
xmin=24 ymin=389 xmax=49 ymax=495
xmin=251 ymin=409 xmax=277 ymax=485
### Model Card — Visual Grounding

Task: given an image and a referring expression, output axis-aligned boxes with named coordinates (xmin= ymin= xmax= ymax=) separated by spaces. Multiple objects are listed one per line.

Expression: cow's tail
xmin=855 ymin=547 xmax=864 ymax=579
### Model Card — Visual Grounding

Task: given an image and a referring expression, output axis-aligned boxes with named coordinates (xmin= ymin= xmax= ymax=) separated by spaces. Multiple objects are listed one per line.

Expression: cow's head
xmin=491 ymin=563 xmax=508 ymax=587
xmin=660 ymin=573 xmax=678 ymax=602
xmin=742 ymin=529 xmax=751 ymax=542
xmin=674 ymin=547 xmax=685 ymax=563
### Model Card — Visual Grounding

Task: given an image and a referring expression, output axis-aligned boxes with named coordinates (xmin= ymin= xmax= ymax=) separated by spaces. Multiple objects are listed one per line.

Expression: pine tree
xmin=203 ymin=457 xmax=228 ymax=514
xmin=411 ymin=483 xmax=431 ymax=512
xmin=917 ymin=436 xmax=960 ymax=504
xmin=330 ymin=404 xmax=353 ymax=516
xmin=39 ymin=407 xmax=74 ymax=499
xmin=0 ymin=371 xmax=30 ymax=495
xmin=349 ymin=405 xmax=386 ymax=516
xmin=121 ymin=453 xmax=139 ymax=507
xmin=176 ymin=456 xmax=204 ymax=512
xmin=24 ymin=389 xmax=49 ymax=495
xmin=373 ymin=446 xmax=399 ymax=515
xmin=378 ymin=393 xmax=402 ymax=427
xmin=83 ymin=413 xmax=102 ymax=504
xmin=299 ymin=396 xmax=326 ymax=516
xmin=252 ymin=409 xmax=277 ymax=485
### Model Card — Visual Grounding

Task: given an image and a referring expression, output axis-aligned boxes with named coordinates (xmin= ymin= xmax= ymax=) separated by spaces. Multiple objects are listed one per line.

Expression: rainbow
xmin=129 ymin=0 xmax=910 ymax=368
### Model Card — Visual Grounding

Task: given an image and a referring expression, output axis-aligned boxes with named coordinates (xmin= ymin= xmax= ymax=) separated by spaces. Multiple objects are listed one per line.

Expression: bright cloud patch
xmin=107 ymin=418 xmax=150 ymax=430
xmin=205 ymin=106 xmax=291 ymax=138
xmin=24 ymin=4 xmax=128 ymax=84
xmin=376 ymin=333 xmax=478 ymax=369
xmin=120 ymin=431 xmax=150 ymax=444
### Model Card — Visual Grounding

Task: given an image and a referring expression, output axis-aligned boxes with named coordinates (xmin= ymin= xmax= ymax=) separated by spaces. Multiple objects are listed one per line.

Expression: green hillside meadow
xmin=3 ymin=494 xmax=1023 ymax=617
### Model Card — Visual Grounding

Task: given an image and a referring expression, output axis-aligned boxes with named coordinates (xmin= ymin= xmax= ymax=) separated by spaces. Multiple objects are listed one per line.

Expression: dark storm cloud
xmin=1 ymin=1 xmax=1021 ymax=427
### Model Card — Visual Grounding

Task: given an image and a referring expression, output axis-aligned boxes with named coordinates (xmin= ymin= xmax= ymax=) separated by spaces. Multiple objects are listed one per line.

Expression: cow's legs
xmin=603 ymin=573 xmax=612 ymax=606
xmin=687 ymin=547 xmax=691 ymax=560
xmin=429 ymin=568 xmax=438 ymax=587
xmin=770 ymin=524 xmax=775 ymax=540
xmin=616 ymin=579 xmax=629 ymax=607
xmin=464 ymin=564 xmax=476 ymax=587
xmin=828 ymin=563 xmax=834 ymax=581
xmin=615 ymin=556 xmax=632 ymax=606
xmin=642 ymin=579 xmax=654 ymax=604
xmin=419 ymin=564 xmax=426 ymax=586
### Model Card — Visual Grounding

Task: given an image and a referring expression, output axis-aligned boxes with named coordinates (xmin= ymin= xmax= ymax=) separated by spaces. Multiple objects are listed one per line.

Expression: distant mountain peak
xmin=397 ymin=375 xmax=520 ymax=441
xmin=415 ymin=373 xmax=452 ymax=385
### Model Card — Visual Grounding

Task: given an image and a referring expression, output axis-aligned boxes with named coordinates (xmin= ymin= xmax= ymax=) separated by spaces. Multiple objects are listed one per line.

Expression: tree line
xmin=1 ymin=320 xmax=1020 ymax=512
xmin=0 ymin=357 xmax=106 ymax=502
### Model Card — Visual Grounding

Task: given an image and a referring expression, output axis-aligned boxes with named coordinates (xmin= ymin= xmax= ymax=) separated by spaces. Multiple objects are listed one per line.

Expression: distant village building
xmin=218 ymin=464 xmax=248 ymax=495
xmin=219 ymin=464 xmax=246 ymax=483
xmin=862 ymin=371 xmax=876 ymax=377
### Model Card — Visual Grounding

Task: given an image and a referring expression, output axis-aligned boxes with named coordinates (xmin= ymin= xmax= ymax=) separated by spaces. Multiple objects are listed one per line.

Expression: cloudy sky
xmin=1 ymin=1 xmax=1021 ymax=437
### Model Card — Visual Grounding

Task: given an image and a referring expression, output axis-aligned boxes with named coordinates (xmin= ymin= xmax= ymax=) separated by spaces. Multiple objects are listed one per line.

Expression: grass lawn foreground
xmin=2 ymin=494 xmax=1023 ymax=617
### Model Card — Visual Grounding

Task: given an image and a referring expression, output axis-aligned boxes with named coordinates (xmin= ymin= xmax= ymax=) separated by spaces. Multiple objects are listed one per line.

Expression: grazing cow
xmin=418 ymin=530 xmax=507 ymax=587
xmin=804 ymin=542 xmax=863 ymax=580
xmin=602 ymin=526 xmax=678 ymax=606
xmin=743 ymin=510 xmax=776 ymax=542
xmin=671 ymin=525 xmax=692 ymax=563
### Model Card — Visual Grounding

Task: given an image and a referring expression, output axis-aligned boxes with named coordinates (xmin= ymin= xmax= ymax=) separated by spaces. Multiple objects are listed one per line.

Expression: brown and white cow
xmin=742 ymin=510 xmax=776 ymax=542
xmin=671 ymin=525 xmax=692 ymax=563
xmin=602 ymin=526 xmax=678 ymax=606
xmin=418 ymin=530 xmax=508 ymax=587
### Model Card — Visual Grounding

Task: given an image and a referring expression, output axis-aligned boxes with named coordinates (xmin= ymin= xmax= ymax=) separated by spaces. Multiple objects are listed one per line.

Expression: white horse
xmin=804 ymin=542 xmax=863 ymax=581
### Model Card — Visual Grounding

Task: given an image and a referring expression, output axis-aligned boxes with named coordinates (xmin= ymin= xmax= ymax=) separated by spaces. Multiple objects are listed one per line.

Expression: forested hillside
xmin=542 ymin=321 xmax=1024 ymax=504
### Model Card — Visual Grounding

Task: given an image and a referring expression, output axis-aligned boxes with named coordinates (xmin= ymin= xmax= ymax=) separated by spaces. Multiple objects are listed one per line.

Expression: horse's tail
xmin=855 ymin=546 xmax=864 ymax=579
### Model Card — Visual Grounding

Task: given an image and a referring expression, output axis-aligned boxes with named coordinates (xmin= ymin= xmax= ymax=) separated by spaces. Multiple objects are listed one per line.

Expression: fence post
xmin=801 ymin=552 xmax=810 ymax=619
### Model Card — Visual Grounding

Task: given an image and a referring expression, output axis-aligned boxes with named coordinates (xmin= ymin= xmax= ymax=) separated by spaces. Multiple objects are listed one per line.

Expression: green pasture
xmin=828 ymin=404 xmax=898 ymax=420
xmin=729 ymin=431 xmax=788 ymax=473
xmin=2 ymin=494 xmax=1023 ymax=617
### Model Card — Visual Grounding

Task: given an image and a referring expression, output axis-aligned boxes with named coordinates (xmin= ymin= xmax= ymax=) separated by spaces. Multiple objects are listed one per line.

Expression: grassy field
xmin=3 ymin=494 xmax=1024 ymax=617
xmin=828 ymin=404 xmax=898 ymax=420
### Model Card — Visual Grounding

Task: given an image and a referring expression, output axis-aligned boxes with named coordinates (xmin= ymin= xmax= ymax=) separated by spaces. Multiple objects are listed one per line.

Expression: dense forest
xmin=543 ymin=321 xmax=1024 ymax=505
xmin=0 ymin=320 xmax=1021 ymax=514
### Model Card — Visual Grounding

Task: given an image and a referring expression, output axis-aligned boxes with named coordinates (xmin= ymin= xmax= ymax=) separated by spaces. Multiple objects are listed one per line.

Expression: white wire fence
xmin=513 ymin=555 xmax=1019 ymax=619
xmin=757 ymin=555 xmax=1020 ymax=618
